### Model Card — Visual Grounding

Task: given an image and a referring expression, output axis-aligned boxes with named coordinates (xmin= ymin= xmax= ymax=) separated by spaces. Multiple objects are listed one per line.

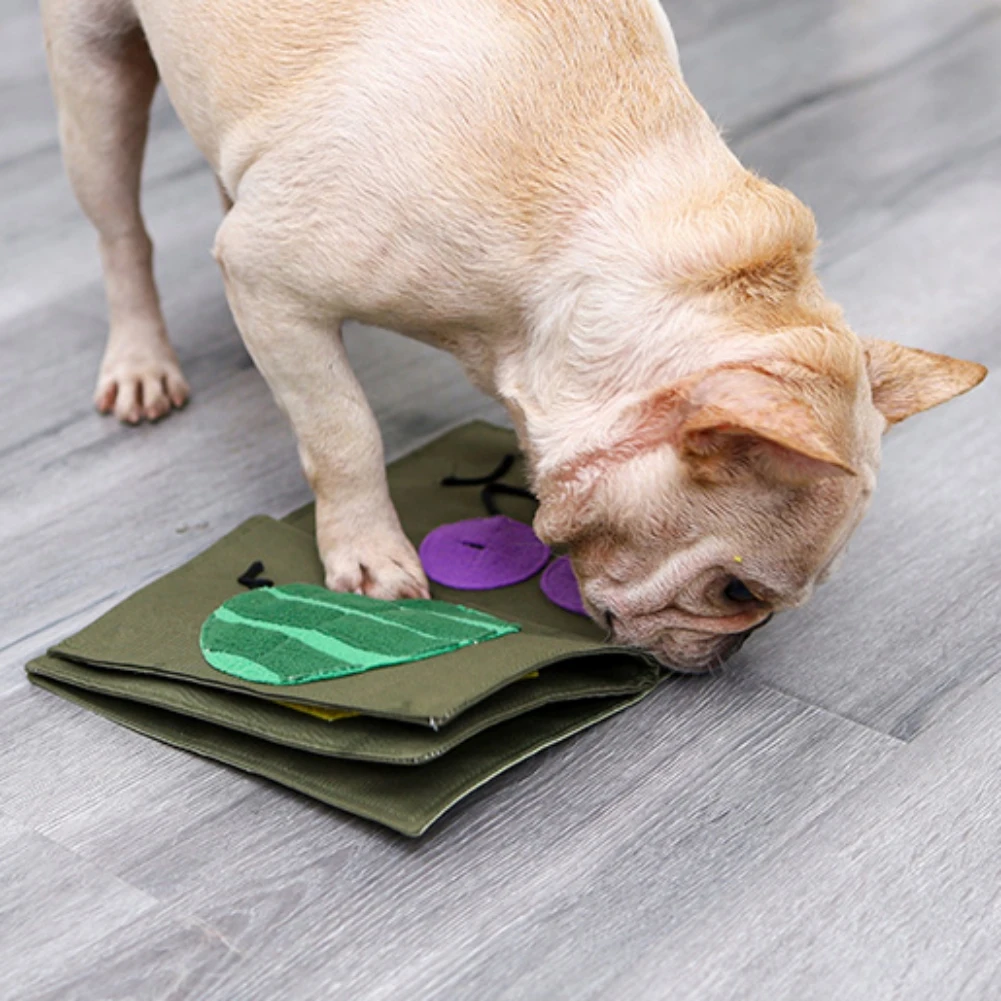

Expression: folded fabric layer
xmin=50 ymin=515 xmax=622 ymax=727
xmin=27 ymin=420 xmax=663 ymax=835
xmin=30 ymin=674 xmax=649 ymax=837
xmin=27 ymin=653 xmax=657 ymax=766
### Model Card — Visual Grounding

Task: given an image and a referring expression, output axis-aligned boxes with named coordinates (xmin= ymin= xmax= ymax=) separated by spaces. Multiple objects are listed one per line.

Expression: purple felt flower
xmin=540 ymin=557 xmax=588 ymax=617
xmin=419 ymin=516 xmax=552 ymax=590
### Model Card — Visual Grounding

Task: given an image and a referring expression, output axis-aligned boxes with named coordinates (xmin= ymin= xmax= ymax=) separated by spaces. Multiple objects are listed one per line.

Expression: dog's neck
xmin=493 ymin=149 xmax=781 ymax=481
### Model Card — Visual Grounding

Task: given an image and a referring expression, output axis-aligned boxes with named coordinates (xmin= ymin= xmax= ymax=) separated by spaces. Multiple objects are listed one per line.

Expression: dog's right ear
xmin=615 ymin=365 xmax=856 ymax=488
xmin=533 ymin=363 xmax=854 ymax=542
xmin=533 ymin=461 xmax=603 ymax=546
xmin=672 ymin=366 xmax=856 ymax=482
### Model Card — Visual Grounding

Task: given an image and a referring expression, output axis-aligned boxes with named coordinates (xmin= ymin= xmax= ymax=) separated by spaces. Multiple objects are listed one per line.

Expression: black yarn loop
xmin=440 ymin=453 xmax=538 ymax=516
xmin=238 ymin=561 xmax=275 ymax=589
xmin=441 ymin=454 xmax=516 ymax=487
xmin=481 ymin=481 xmax=537 ymax=517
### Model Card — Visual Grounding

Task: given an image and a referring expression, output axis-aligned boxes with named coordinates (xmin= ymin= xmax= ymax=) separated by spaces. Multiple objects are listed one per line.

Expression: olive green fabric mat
xmin=26 ymin=421 xmax=661 ymax=837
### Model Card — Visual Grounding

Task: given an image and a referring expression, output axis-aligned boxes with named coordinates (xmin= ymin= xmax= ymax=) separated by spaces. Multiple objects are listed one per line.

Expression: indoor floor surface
xmin=2 ymin=0 xmax=999 ymax=998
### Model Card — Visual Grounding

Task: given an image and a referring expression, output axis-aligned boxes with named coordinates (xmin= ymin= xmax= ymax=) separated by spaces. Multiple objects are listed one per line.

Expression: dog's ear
xmin=669 ymin=366 xmax=857 ymax=483
xmin=862 ymin=339 xmax=987 ymax=426
xmin=533 ymin=463 xmax=605 ymax=546
xmin=533 ymin=366 xmax=855 ymax=543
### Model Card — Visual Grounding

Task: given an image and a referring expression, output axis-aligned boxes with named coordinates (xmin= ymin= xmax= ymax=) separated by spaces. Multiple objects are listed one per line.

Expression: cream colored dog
xmin=43 ymin=0 xmax=986 ymax=670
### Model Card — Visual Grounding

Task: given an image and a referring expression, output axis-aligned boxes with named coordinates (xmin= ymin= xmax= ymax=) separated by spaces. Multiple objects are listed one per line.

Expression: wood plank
xmin=23 ymin=678 xmax=895 ymax=1000
xmin=2 ymin=0 xmax=999 ymax=997
xmin=18 ymin=907 xmax=242 ymax=1001
xmin=0 ymin=684 xmax=260 ymax=835
xmin=0 ymin=812 xmax=159 ymax=1001
xmin=612 ymin=666 xmax=1001 ymax=1001
xmin=682 ymin=1 xmax=998 ymax=147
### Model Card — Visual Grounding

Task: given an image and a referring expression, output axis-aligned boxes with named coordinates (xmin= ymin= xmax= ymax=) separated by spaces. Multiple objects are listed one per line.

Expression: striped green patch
xmin=199 ymin=584 xmax=520 ymax=686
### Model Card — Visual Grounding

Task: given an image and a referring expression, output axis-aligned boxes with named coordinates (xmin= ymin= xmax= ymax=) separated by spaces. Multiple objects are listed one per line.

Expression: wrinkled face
xmin=565 ymin=446 xmax=877 ymax=672
xmin=531 ymin=340 xmax=984 ymax=673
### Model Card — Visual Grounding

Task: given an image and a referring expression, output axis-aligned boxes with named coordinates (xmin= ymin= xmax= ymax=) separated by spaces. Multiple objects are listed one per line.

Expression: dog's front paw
xmin=321 ymin=530 xmax=430 ymax=601
xmin=95 ymin=334 xmax=190 ymax=424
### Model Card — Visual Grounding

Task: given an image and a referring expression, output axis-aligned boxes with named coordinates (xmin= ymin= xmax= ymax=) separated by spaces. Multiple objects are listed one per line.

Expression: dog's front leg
xmin=214 ymin=211 xmax=429 ymax=601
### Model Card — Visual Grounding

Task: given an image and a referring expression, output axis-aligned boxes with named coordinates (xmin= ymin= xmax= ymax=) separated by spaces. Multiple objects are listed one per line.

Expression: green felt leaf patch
xmin=199 ymin=584 xmax=520 ymax=686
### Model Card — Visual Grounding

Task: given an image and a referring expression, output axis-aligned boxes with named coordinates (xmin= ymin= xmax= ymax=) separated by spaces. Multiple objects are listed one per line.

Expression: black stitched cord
xmin=481 ymin=481 xmax=537 ymax=517
xmin=441 ymin=454 xmax=516 ymax=487
xmin=439 ymin=453 xmax=538 ymax=516
xmin=238 ymin=561 xmax=275 ymax=589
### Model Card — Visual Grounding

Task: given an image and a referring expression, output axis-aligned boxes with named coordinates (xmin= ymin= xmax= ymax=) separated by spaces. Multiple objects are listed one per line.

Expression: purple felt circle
xmin=419 ymin=516 xmax=551 ymax=590
xmin=540 ymin=557 xmax=588 ymax=617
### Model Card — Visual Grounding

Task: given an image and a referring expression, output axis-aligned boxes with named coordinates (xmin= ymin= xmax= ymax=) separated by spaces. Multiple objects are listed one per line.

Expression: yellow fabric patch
xmin=279 ymin=701 xmax=361 ymax=722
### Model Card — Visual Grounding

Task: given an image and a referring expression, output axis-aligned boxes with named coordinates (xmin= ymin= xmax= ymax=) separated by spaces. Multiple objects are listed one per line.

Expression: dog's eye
xmin=724 ymin=578 xmax=757 ymax=603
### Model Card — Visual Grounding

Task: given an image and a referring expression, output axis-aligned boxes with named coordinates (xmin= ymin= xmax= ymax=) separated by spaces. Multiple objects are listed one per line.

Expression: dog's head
xmin=513 ymin=173 xmax=986 ymax=671
xmin=532 ymin=339 xmax=985 ymax=672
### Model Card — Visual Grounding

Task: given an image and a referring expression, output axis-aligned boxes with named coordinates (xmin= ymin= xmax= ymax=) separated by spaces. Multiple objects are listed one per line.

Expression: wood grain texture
xmin=0 ymin=812 xmax=159 ymax=1000
xmin=12 ymin=678 xmax=897 ymax=1001
xmin=1 ymin=0 xmax=999 ymax=997
xmin=613 ymin=665 xmax=1001 ymax=1001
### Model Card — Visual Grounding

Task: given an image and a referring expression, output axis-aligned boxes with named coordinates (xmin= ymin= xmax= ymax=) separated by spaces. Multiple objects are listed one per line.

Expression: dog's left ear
xmin=863 ymin=339 xmax=987 ymax=426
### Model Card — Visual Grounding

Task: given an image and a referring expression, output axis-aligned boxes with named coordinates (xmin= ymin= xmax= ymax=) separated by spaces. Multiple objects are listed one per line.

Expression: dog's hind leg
xmin=42 ymin=0 xmax=189 ymax=423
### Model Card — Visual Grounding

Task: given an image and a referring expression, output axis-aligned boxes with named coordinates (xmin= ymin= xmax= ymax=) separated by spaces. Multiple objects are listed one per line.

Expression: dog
xmin=42 ymin=0 xmax=986 ymax=671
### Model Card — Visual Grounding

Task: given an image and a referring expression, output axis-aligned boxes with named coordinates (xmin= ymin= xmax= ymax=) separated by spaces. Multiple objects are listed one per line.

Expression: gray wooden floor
xmin=1 ymin=1 xmax=999 ymax=998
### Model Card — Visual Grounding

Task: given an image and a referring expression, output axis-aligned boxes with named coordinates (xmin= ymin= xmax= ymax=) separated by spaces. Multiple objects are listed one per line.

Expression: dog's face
xmin=534 ymin=339 xmax=985 ymax=672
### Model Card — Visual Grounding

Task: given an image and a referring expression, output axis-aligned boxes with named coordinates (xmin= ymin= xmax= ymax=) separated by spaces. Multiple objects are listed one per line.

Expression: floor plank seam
xmin=0 ymin=589 xmax=126 ymax=659
xmin=728 ymin=5 xmax=1001 ymax=143
xmin=19 ymin=824 xmax=164 ymax=913
xmin=750 ymin=678 xmax=907 ymax=745
xmin=884 ymin=131 xmax=1001 ymax=202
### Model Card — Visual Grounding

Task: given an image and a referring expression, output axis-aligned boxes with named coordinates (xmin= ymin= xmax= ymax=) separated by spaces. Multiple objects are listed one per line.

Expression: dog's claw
xmin=94 ymin=344 xmax=190 ymax=425
xmin=322 ymin=538 xmax=430 ymax=602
